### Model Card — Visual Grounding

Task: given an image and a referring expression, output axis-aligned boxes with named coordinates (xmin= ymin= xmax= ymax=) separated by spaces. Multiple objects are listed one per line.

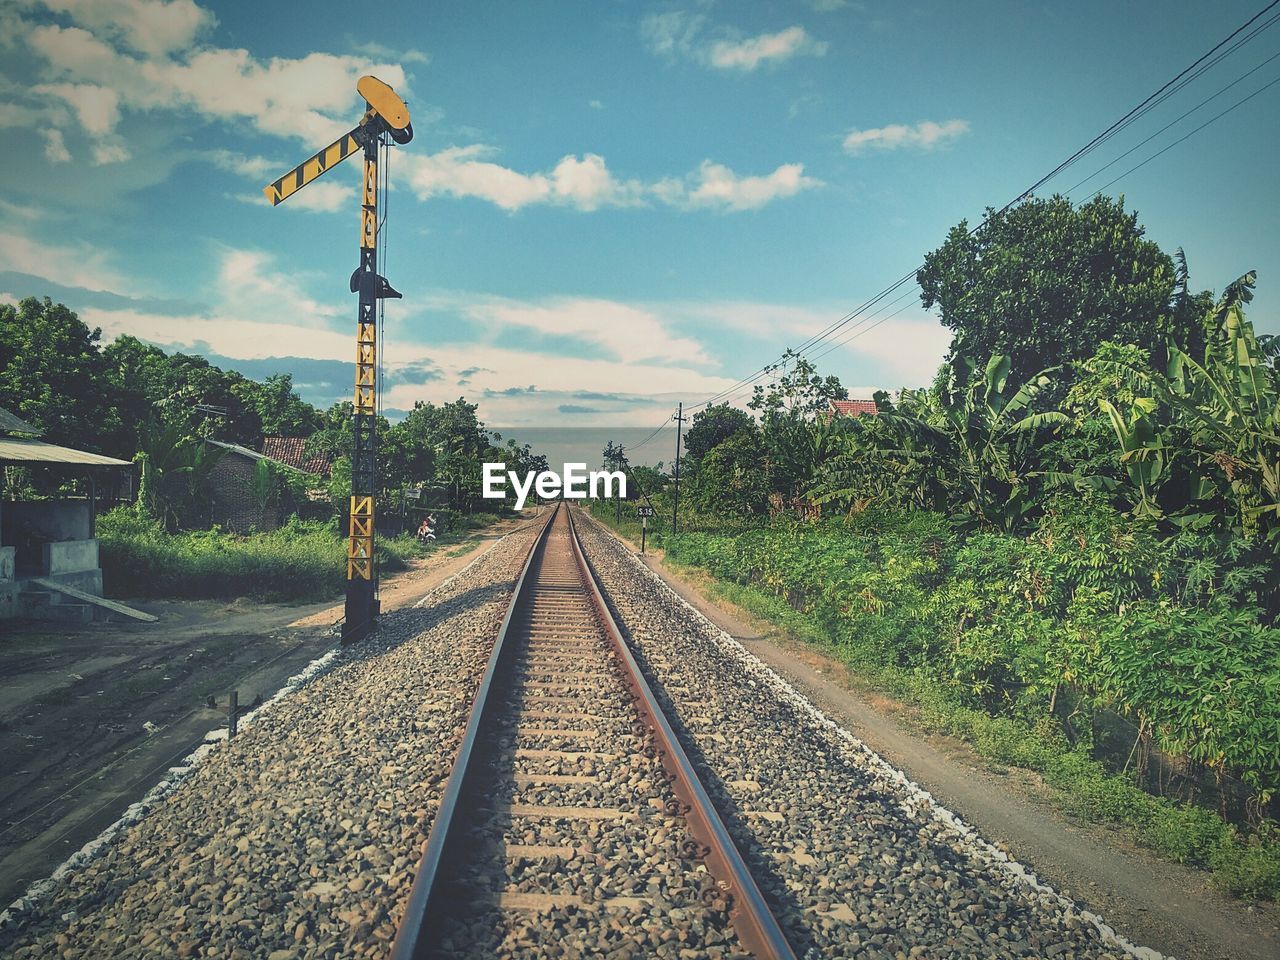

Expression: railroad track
xmin=391 ymin=503 xmax=796 ymax=959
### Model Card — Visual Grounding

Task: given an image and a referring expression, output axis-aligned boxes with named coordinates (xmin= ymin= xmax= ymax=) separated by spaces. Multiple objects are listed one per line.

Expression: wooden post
xmin=228 ymin=690 xmax=239 ymax=739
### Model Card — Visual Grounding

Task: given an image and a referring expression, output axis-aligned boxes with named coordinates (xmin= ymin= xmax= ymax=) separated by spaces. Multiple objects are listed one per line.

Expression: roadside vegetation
xmin=97 ymin=509 xmax=500 ymax=603
xmin=591 ymin=194 xmax=1280 ymax=900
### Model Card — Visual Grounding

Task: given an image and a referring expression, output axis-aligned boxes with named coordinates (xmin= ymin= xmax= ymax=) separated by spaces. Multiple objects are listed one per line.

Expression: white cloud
xmin=641 ymin=11 xmax=708 ymax=59
xmin=588 ymin=99 xmax=604 ymax=110
xmin=91 ymin=140 xmax=131 ymax=164
xmin=642 ymin=13 xmax=826 ymax=71
xmin=32 ymin=82 xmax=119 ymax=136
xmin=404 ymin=149 xmax=818 ymax=213
xmin=674 ymin=160 xmax=820 ymax=212
xmin=23 ymin=20 xmax=409 ymax=146
xmin=0 ymin=230 xmax=124 ymax=290
xmin=843 ymin=119 xmax=970 ymax=154
xmin=349 ymin=40 xmax=428 ymax=65
xmin=215 ymin=248 xmax=344 ymax=326
xmin=0 ymin=292 xmax=17 ymax=307
xmin=450 ymin=294 xmax=710 ymax=365
xmin=825 ymin=314 xmax=951 ymax=386
xmin=0 ymin=102 xmax=48 ymax=128
xmin=41 ymin=0 xmax=215 ymax=57
xmin=43 ymin=129 xmax=71 ymax=163
xmin=709 ymin=26 xmax=827 ymax=70
xmin=0 ymin=198 xmax=44 ymax=220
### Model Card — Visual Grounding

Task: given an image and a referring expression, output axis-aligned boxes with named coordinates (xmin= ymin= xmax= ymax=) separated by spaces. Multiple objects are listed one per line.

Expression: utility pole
xmin=614 ymin=443 xmax=625 ymax=524
xmin=262 ymin=76 xmax=413 ymax=642
xmin=671 ymin=403 xmax=686 ymax=535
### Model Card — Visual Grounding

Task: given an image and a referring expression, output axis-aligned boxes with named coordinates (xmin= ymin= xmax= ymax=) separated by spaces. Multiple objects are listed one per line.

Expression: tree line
xmin=0 ymin=300 xmax=547 ymax=528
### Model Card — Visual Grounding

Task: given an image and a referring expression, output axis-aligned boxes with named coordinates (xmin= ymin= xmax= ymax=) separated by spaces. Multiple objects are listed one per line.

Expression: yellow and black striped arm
xmin=263 ymin=126 xmax=365 ymax=206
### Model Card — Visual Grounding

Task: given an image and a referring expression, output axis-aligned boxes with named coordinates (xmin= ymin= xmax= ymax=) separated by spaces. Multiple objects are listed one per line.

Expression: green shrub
xmin=664 ymin=510 xmax=1280 ymax=900
xmin=98 ymin=508 xmax=433 ymax=603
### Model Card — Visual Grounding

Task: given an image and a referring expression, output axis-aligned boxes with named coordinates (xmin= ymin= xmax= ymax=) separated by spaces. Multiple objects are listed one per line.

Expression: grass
xmin=587 ymin=504 xmax=1280 ymax=901
xmin=98 ymin=508 xmax=502 ymax=604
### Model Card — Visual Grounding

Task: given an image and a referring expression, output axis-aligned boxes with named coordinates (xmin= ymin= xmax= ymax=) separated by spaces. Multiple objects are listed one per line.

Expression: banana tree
xmin=1093 ymin=272 xmax=1280 ymax=543
xmin=827 ymin=356 xmax=1067 ymax=531
xmin=1096 ymin=395 xmax=1165 ymax=518
xmin=1167 ymin=272 xmax=1280 ymax=539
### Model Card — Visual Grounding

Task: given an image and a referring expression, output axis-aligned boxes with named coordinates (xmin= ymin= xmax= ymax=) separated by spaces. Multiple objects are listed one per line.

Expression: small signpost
xmin=637 ymin=504 xmax=656 ymax=553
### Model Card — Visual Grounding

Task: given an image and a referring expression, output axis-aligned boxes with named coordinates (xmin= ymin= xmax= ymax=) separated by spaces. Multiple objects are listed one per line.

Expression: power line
xmin=1090 ymin=71 xmax=1280 ymax=196
xmin=1064 ymin=46 xmax=1280 ymax=197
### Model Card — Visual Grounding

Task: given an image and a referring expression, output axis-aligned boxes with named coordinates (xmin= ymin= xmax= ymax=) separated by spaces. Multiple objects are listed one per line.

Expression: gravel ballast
xmin=573 ymin=508 xmax=1165 ymax=960
xmin=0 ymin=519 xmax=545 ymax=960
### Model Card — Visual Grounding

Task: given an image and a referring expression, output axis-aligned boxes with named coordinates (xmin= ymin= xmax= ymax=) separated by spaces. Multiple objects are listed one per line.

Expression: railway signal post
xmin=262 ymin=75 xmax=414 ymax=641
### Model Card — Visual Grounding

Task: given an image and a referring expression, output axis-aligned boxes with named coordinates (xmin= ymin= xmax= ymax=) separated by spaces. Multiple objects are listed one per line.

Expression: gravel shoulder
xmin=0 ymin=514 xmax=529 ymax=913
xmin=586 ymin=515 xmax=1279 ymax=960
xmin=0 ymin=512 xmax=545 ymax=957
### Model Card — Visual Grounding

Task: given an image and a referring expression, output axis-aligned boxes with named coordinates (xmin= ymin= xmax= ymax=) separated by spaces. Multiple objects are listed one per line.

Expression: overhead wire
xmin=1063 ymin=46 xmax=1280 ymax=196
xmin=1089 ymin=71 xmax=1280 ymax=197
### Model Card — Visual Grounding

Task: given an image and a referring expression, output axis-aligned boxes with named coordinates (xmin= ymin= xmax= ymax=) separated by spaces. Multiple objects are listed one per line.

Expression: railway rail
xmin=390 ymin=503 xmax=796 ymax=959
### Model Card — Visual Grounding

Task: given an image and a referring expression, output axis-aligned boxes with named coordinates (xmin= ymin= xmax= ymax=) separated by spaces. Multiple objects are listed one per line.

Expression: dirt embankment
xmin=0 ymin=516 xmax=528 ymax=908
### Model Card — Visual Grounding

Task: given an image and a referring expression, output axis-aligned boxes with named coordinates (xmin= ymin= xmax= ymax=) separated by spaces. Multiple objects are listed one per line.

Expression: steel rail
xmin=390 ymin=502 xmax=797 ymax=960
xmin=389 ymin=503 xmax=558 ymax=959
xmin=566 ymin=507 xmax=798 ymax=960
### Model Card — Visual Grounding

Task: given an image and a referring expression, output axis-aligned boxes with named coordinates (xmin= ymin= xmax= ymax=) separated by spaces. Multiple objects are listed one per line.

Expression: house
xmin=205 ymin=440 xmax=282 ymax=534
xmin=260 ymin=436 xmax=332 ymax=478
xmin=205 ymin=437 xmax=329 ymax=533
xmin=0 ymin=407 xmax=134 ymax=621
xmin=827 ymin=399 xmax=880 ymax=418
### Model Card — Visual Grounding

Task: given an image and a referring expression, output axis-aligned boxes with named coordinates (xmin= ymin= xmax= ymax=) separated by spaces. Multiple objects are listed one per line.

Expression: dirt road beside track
xmin=0 ymin=514 xmax=528 ymax=908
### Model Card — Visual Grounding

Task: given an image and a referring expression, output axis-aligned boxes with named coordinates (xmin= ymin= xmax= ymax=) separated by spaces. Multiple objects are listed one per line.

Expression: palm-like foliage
xmin=1090 ymin=273 xmax=1280 ymax=544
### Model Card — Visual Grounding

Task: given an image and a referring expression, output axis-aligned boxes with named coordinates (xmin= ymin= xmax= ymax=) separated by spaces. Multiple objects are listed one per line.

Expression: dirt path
xmin=597 ymin=525 xmax=1279 ymax=960
xmin=0 ymin=514 xmax=529 ymax=908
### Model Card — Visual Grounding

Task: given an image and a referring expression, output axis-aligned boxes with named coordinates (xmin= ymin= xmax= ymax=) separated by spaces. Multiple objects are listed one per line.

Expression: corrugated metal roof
xmin=206 ymin=438 xmax=268 ymax=460
xmin=0 ymin=407 xmax=43 ymax=436
xmin=0 ymin=438 xmax=132 ymax=467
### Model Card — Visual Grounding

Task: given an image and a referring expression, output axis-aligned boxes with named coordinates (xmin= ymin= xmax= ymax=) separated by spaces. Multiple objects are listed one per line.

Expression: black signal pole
xmin=671 ymin=403 xmax=686 ymax=535
xmin=615 ymin=443 xmax=625 ymax=524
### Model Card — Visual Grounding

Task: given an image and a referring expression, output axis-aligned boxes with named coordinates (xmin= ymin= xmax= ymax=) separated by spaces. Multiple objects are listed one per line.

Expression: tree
xmin=691 ymin=430 xmax=769 ymax=516
xmin=748 ymin=351 xmax=847 ymax=499
xmin=683 ymin=404 xmax=756 ymax=463
xmin=0 ymin=297 xmax=122 ymax=453
xmin=235 ymin=373 xmax=321 ymax=438
xmin=917 ymin=195 xmax=1181 ymax=394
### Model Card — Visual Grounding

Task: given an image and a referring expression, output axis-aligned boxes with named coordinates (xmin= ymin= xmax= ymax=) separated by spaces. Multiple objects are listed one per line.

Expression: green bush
xmin=664 ymin=507 xmax=1280 ymax=900
xmin=98 ymin=508 xmax=432 ymax=603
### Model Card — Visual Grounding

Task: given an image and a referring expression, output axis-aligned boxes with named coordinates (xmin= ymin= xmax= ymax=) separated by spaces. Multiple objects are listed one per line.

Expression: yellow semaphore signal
xmin=261 ymin=75 xmax=413 ymax=641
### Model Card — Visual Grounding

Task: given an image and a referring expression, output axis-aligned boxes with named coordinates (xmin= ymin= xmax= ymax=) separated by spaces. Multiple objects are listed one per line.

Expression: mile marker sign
xmin=637 ymin=506 xmax=656 ymax=518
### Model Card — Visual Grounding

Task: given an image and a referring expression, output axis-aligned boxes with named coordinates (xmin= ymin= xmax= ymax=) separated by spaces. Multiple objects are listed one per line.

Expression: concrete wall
xmin=0 ymin=581 xmax=17 ymax=620
xmin=43 ymin=539 xmax=99 ymax=575
xmin=2 ymin=500 xmax=91 ymax=543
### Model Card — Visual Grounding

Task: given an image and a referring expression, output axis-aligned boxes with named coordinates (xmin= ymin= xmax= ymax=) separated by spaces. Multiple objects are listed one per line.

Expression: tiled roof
xmin=260 ymin=436 xmax=333 ymax=477
xmin=828 ymin=399 xmax=879 ymax=417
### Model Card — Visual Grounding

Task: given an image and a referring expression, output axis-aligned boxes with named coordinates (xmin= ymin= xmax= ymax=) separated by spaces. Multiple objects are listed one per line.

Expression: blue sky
xmin=1 ymin=0 xmax=1277 ymax=430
